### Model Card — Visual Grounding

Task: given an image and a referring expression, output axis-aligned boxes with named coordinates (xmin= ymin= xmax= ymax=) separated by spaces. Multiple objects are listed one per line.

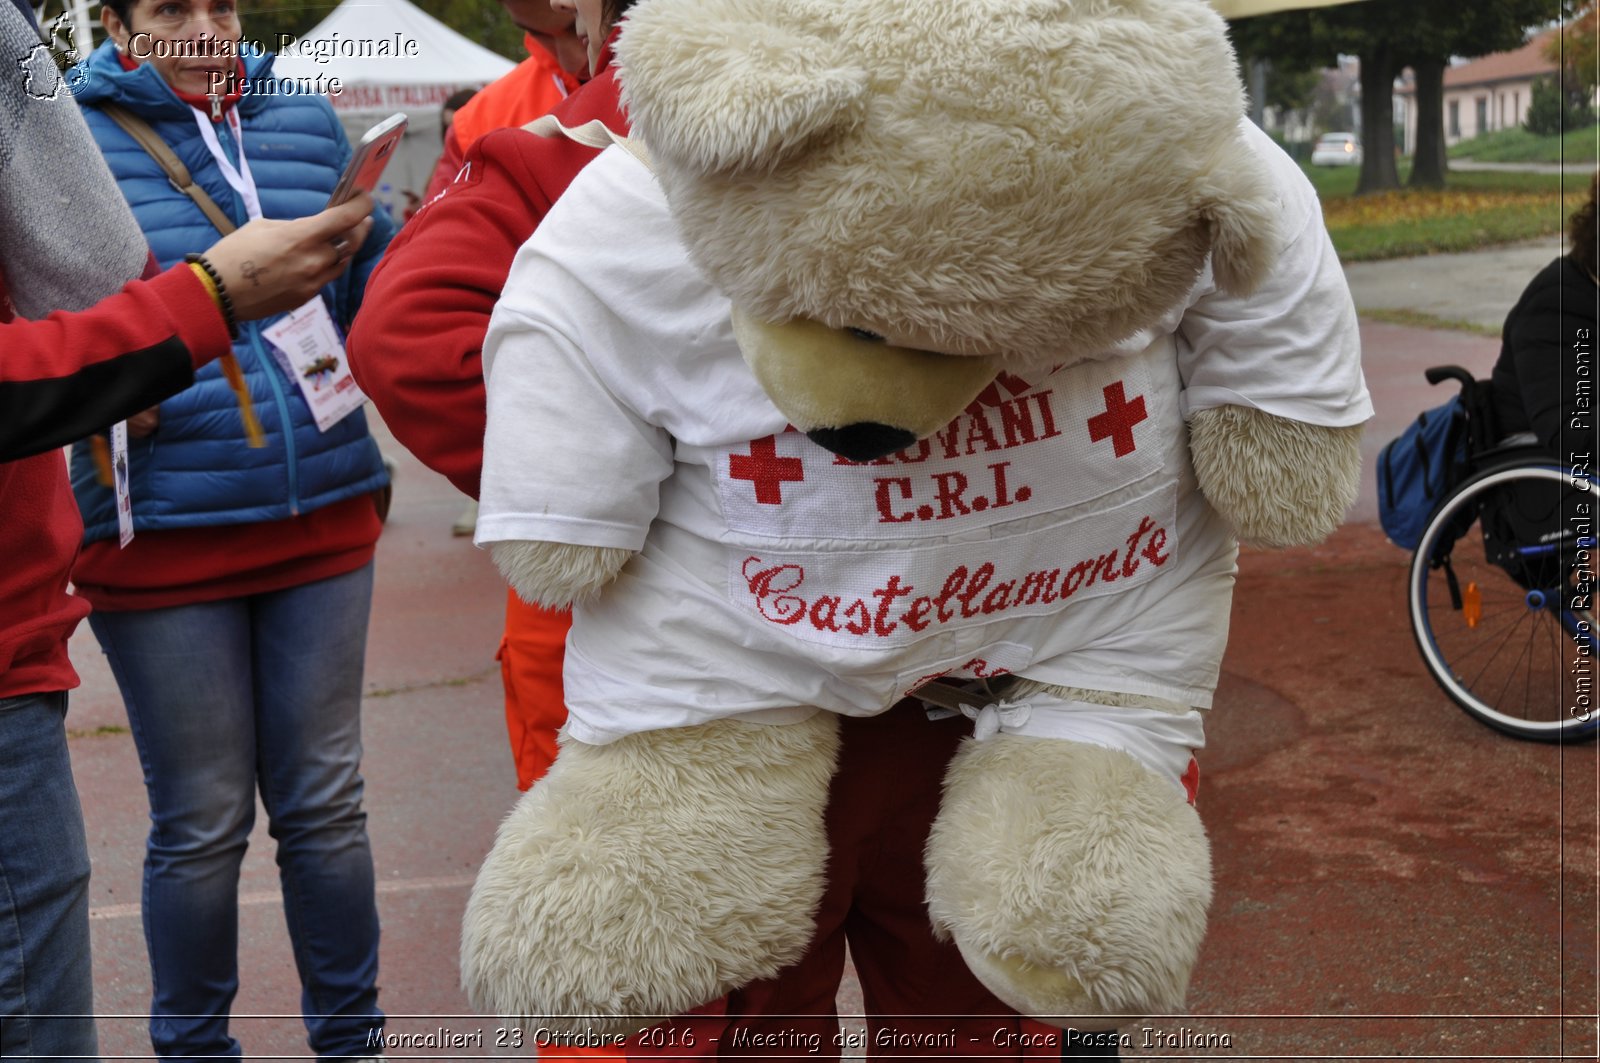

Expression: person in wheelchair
xmin=1491 ymin=169 xmax=1597 ymax=459
xmin=1483 ymin=169 xmax=1597 ymax=609
xmin=1398 ymin=173 xmax=1597 ymax=740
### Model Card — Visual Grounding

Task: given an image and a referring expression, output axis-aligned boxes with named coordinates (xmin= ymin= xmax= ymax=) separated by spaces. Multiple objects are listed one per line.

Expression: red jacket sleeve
xmin=347 ymin=70 xmax=625 ymax=499
xmin=422 ymin=126 xmax=466 ymax=204
xmin=0 ymin=263 xmax=232 ymax=463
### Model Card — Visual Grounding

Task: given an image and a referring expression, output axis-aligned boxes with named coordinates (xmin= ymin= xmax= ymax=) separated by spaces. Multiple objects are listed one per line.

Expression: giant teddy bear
xmin=462 ymin=0 xmax=1366 ymax=1033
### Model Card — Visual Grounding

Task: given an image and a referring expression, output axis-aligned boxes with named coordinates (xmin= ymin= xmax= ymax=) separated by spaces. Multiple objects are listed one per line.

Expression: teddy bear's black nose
xmin=806 ymin=423 xmax=918 ymax=463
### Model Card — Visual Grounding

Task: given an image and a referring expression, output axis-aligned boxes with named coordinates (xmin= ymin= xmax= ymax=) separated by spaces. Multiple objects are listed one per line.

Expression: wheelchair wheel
xmin=1408 ymin=462 xmax=1600 ymax=742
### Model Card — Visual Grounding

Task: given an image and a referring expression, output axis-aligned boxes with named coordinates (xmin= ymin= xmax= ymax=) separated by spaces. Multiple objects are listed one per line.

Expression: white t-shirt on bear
xmin=478 ymin=123 xmax=1368 ymax=756
xmin=1137 ymin=119 xmax=1372 ymax=427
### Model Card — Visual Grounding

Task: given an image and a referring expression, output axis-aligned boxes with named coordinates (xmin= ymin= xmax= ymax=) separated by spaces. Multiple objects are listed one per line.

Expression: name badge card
xmin=111 ymin=420 xmax=134 ymax=548
xmin=261 ymin=298 xmax=366 ymax=432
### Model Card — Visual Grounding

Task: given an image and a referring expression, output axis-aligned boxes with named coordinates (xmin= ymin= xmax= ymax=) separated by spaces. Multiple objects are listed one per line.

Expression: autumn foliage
xmin=1547 ymin=1 xmax=1600 ymax=92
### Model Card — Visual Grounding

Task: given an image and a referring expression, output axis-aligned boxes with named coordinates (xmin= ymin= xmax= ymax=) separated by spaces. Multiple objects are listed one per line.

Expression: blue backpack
xmin=1377 ymin=395 xmax=1470 ymax=550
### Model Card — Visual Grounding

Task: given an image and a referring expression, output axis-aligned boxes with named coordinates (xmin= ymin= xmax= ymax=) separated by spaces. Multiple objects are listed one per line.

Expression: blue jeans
xmin=0 ymin=690 xmax=100 ymax=1061
xmin=88 ymin=563 xmax=384 ymax=1060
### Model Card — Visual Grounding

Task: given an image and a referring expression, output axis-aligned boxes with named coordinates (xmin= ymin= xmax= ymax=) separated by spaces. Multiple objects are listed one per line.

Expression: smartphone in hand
xmin=327 ymin=113 xmax=409 ymax=208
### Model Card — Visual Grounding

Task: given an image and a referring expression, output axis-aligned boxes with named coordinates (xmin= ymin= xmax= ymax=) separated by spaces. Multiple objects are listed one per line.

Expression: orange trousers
xmin=497 ymin=589 xmax=573 ymax=791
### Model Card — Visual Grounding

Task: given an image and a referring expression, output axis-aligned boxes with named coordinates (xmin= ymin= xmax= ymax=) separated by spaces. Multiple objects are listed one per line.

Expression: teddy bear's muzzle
xmin=730 ymin=307 xmax=999 ymax=462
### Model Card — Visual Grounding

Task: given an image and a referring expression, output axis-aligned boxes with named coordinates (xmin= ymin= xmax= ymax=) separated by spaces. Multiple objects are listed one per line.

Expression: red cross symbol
xmin=1087 ymin=381 xmax=1147 ymax=457
xmin=729 ymin=435 xmax=805 ymax=505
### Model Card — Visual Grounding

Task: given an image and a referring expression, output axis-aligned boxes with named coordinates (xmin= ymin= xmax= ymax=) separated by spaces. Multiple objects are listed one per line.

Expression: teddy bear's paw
xmin=461 ymin=713 xmax=841 ymax=1036
xmin=487 ymin=539 xmax=632 ymax=608
xmin=1189 ymin=406 xmax=1363 ymax=549
xmin=925 ymin=736 xmax=1210 ymax=1024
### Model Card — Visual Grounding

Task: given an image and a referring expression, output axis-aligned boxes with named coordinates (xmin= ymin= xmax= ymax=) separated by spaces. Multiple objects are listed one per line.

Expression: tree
xmin=1231 ymin=4 xmax=1403 ymax=194
xmin=251 ymin=0 xmax=528 ymax=59
xmin=1230 ymin=6 xmax=1343 ymax=143
xmin=1354 ymin=32 xmax=1402 ymax=193
xmin=238 ymin=0 xmax=337 ymax=56
xmin=1525 ymin=71 xmax=1596 ymax=133
xmin=1403 ymin=1 xmax=1564 ymax=189
xmin=418 ymin=0 xmax=527 ymax=60
xmin=1408 ymin=56 xmax=1448 ymax=186
xmin=1267 ymin=62 xmax=1325 ymax=116
xmin=1232 ymin=0 xmax=1564 ymax=195
xmin=1548 ymin=0 xmax=1599 ymax=93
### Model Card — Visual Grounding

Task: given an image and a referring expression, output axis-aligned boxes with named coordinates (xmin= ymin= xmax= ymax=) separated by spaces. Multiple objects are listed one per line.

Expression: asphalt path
xmin=61 ymin=238 xmax=1597 ymax=1060
xmin=1341 ymin=234 xmax=1563 ymax=332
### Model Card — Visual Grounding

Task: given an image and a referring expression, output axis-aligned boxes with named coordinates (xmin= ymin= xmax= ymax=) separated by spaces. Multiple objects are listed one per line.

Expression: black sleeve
xmin=1503 ymin=263 xmax=1595 ymax=457
xmin=0 ymin=265 xmax=221 ymax=463
xmin=0 ymin=335 xmax=195 ymax=462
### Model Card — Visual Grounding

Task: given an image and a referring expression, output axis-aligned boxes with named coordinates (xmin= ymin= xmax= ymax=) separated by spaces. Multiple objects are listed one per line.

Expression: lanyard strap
xmin=191 ymin=107 xmax=261 ymax=220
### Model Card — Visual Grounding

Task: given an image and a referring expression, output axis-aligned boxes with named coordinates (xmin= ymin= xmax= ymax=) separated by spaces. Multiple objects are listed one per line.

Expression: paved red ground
xmin=66 ymin=321 xmax=1598 ymax=1060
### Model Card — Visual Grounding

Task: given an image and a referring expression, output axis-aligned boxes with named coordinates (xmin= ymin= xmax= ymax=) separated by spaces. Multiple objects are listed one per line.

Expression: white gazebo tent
xmin=272 ymin=0 xmax=516 ymax=208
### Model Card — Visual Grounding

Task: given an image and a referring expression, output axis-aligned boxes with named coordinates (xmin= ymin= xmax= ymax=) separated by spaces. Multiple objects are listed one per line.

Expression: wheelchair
xmin=1406 ymin=366 xmax=1598 ymax=742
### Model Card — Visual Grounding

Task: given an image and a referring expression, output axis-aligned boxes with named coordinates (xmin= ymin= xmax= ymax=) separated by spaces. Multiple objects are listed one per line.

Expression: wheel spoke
xmin=1472 ymin=608 xmax=1535 ymax=708
xmin=1440 ymin=603 xmax=1534 ymax=662
xmin=1408 ymin=462 xmax=1600 ymax=740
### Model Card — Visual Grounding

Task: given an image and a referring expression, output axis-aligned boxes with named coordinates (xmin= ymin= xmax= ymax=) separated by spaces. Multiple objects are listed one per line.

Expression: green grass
xmin=66 ymin=724 xmax=130 ymax=739
xmin=1357 ymin=307 xmax=1502 ymax=336
xmin=1447 ymin=124 xmax=1600 ymax=164
xmin=1302 ymin=163 xmax=1591 ymax=262
xmin=1300 ymin=160 xmax=1591 ymax=199
xmin=1328 ymin=200 xmax=1564 ymax=260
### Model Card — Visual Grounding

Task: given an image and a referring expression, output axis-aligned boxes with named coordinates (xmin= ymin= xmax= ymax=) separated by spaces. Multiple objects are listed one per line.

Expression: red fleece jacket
xmin=347 ymin=63 xmax=625 ymax=498
xmin=0 ymin=263 xmax=230 ymax=697
xmin=422 ymin=36 xmax=581 ymax=203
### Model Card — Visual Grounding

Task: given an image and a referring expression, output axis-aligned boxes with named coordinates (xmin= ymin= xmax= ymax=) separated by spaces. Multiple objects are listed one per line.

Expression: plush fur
xmin=1190 ymin=407 xmax=1365 ymax=548
xmin=925 ymin=686 xmax=1212 ymax=1024
xmin=461 ymin=714 xmax=841 ymax=1034
xmin=930 ymin=740 xmax=1211 ymax=1021
xmin=467 ymin=0 xmax=1362 ymax=1032
xmin=488 ymin=540 xmax=632 ymax=607
xmin=619 ymin=0 xmax=1279 ymax=363
xmin=730 ymin=308 xmax=1000 ymax=458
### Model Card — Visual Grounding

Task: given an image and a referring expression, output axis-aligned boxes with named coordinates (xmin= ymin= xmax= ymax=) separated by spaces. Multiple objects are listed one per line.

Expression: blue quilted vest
xmin=69 ymin=41 xmax=395 ymax=543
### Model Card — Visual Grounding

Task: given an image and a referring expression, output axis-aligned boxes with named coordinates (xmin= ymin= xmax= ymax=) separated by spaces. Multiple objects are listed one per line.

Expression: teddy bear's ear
xmin=616 ymin=0 xmax=871 ymax=175
xmin=1192 ymin=148 xmax=1282 ymax=299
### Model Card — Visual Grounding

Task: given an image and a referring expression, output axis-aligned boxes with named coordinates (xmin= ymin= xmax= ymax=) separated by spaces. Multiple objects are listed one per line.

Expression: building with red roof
xmin=1395 ymin=29 xmax=1560 ymax=153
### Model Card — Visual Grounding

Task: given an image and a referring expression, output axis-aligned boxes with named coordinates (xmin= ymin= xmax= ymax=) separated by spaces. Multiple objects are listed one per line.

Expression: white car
xmin=1311 ymin=132 xmax=1362 ymax=166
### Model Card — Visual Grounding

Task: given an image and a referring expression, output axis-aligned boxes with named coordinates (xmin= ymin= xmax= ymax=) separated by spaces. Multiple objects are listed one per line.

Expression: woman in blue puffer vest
xmin=70 ymin=1 xmax=395 ymax=1056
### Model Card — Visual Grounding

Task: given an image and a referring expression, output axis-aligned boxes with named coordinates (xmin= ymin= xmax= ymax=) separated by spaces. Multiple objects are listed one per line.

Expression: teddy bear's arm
xmin=477 ymin=322 xmax=663 ymax=604
xmin=488 ymin=540 xmax=633 ymax=608
xmin=1179 ymin=123 xmax=1370 ymax=547
xmin=1189 ymin=408 xmax=1362 ymax=548
xmin=477 ymin=246 xmax=673 ymax=607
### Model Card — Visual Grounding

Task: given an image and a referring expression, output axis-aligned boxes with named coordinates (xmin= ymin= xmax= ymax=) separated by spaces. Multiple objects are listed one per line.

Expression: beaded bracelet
xmin=184 ymin=253 xmax=239 ymax=339
xmin=184 ymin=257 xmax=264 ymax=447
xmin=185 ymin=261 xmax=221 ymax=312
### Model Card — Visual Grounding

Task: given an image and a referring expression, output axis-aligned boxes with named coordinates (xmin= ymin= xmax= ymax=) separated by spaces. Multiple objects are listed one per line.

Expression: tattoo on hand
xmin=241 ymin=261 xmax=263 ymax=286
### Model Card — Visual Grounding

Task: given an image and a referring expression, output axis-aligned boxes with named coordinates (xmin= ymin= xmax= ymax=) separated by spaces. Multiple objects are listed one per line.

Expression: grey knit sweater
xmin=1 ymin=0 xmax=148 ymax=318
